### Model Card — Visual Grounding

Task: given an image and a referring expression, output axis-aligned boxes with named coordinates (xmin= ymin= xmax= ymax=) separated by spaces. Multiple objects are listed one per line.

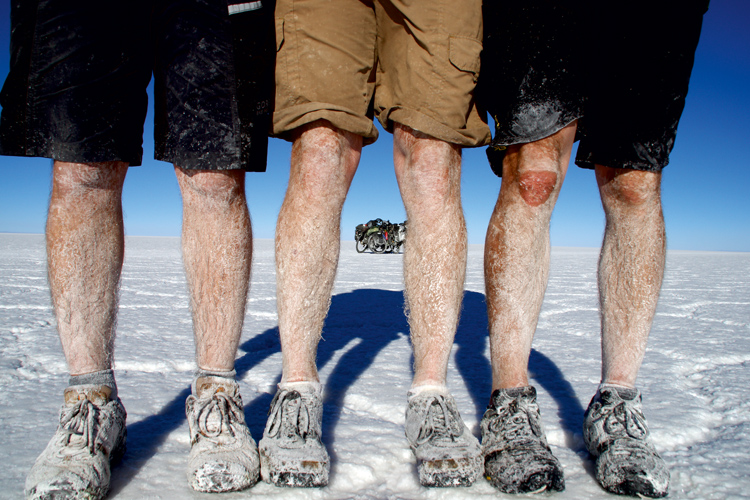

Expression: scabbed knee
xmin=518 ymin=171 xmax=558 ymax=207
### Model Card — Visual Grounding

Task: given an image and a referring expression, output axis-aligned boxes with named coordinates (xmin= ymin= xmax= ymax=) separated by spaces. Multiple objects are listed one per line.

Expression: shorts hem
xmin=382 ymin=107 xmax=491 ymax=148
xmin=574 ymin=151 xmax=668 ymax=173
xmin=0 ymin=143 xmax=143 ymax=167
xmin=490 ymin=115 xmax=581 ymax=149
xmin=273 ymin=104 xmax=379 ymax=144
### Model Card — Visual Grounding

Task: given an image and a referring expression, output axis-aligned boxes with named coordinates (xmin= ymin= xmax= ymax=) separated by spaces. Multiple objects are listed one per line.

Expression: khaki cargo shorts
xmin=273 ymin=0 xmax=491 ymax=147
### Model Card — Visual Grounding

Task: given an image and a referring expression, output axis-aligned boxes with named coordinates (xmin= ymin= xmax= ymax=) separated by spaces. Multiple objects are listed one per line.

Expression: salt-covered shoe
xmin=186 ymin=376 xmax=260 ymax=492
xmin=25 ymin=385 xmax=127 ymax=500
xmin=404 ymin=386 xmax=482 ymax=487
xmin=480 ymin=386 xmax=564 ymax=494
xmin=258 ymin=382 xmax=329 ymax=487
xmin=583 ymin=385 xmax=670 ymax=498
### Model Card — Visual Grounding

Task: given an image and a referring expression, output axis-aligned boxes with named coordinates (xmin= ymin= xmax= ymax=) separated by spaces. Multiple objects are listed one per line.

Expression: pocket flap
xmin=449 ymin=36 xmax=482 ymax=75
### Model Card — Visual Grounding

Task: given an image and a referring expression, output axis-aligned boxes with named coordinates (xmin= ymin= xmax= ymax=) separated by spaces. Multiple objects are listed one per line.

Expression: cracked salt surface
xmin=1 ymin=234 xmax=749 ymax=499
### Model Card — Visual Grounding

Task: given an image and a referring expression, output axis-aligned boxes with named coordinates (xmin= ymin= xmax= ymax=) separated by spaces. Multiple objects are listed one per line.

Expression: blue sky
xmin=1 ymin=1 xmax=748 ymax=251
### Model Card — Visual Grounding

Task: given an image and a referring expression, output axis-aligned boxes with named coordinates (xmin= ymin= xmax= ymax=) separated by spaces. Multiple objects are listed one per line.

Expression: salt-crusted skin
xmin=584 ymin=385 xmax=670 ymax=498
xmin=480 ymin=386 xmax=564 ymax=494
xmin=186 ymin=377 xmax=260 ymax=493
xmin=258 ymin=385 xmax=329 ymax=487
xmin=25 ymin=386 xmax=127 ymax=500
xmin=404 ymin=389 xmax=482 ymax=487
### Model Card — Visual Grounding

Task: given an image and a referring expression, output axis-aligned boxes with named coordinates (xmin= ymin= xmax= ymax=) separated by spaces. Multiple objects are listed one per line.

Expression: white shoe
xmin=404 ymin=387 xmax=482 ymax=487
xmin=584 ymin=385 xmax=670 ymax=498
xmin=258 ymin=383 xmax=329 ymax=487
xmin=186 ymin=376 xmax=260 ymax=492
xmin=25 ymin=385 xmax=127 ymax=500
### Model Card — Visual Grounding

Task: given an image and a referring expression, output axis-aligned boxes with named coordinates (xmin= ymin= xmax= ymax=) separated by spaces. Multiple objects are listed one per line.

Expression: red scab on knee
xmin=518 ymin=171 xmax=558 ymax=207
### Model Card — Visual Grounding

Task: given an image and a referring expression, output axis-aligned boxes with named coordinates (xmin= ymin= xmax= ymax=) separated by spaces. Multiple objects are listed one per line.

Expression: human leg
xmin=47 ymin=161 xmax=128 ymax=375
xmin=26 ymin=161 xmax=129 ymax=500
xmin=176 ymin=168 xmax=251 ymax=372
xmin=580 ymin=167 xmax=669 ymax=497
xmin=393 ymin=124 xmax=465 ymax=388
xmin=484 ymin=123 xmax=576 ymax=390
xmin=274 ymin=122 xmax=361 ymax=383
xmin=175 ymin=167 xmax=260 ymax=492
xmin=258 ymin=121 xmax=361 ymax=487
xmin=596 ymin=166 xmax=665 ymax=387
xmin=480 ymin=124 xmax=575 ymax=494
xmin=393 ymin=124 xmax=482 ymax=486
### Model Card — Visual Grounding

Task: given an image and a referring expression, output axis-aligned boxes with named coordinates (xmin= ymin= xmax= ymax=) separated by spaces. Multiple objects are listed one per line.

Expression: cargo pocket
xmin=449 ymin=36 xmax=482 ymax=82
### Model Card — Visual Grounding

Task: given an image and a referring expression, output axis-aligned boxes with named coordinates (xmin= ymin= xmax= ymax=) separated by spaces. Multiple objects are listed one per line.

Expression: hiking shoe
xmin=583 ymin=385 xmax=670 ymax=498
xmin=480 ymin=386 xmax=564 ymax=494
xmin=186 ymin=376 xmax=260 ymax=492
xmin=258 ymin=383 xmax=329 ymax=487
xmin=404 ymin=387 xmax=482 ymax=487
xmin=25 ymin=385 xmax=127 ymax=500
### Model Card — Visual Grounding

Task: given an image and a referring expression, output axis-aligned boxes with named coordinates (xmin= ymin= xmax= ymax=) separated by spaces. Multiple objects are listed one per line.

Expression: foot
xmin=480 ymin=386 xmax=564 ymax=494
xmin=25 ymin=385 xmax=127 ymax=500
xmin=404 ymin=386 xmax=482 ymax=487
xmin=583 ymin=385 xmax=670 ymax=498
xmin=258 ymin=382 xmax=329 ymax=487
xmin=185 ymin=376 xmax=260 ymax=492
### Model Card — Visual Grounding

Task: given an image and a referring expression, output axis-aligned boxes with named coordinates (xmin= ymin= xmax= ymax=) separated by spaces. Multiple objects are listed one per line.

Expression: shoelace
xmin=265 ymin=389 xmax=311 ymax=442
xmin=190 ymin=390 xmax=242 ymax=443
xmin=601 ymin=398 xmax=648 ymax=441
xmin=415 ymin=395 xmax=463 ymax=446
xmin=487 ymin=397 xmax=536 ymax=441
xmin=59 ymin=398 xmax=99 ymax=455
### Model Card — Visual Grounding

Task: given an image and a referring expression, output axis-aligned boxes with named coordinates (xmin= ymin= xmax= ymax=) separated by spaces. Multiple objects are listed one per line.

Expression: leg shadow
xmin=453 ymin=291 xmax=493 ymax=426
xmin=111 ymin=288 xmax=409 ymax=492
xmin=315 ymin=289 xmax=409 ymax=480
xmin=453 ymin=291 xmax=585 ymax=449
xmin=110 ymin=326 xmax=283 ymax=494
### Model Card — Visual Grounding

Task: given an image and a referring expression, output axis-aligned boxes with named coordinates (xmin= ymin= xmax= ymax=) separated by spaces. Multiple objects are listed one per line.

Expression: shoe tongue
xmin=64 ymin=385 xmax=112 ymax=406
xmin=601 ymin=385 xmax=638 ymax=402
xmin=490 ymin=386 xmax=534 ymax=408
xmin=195 ymin=376 xmax=237 ymax=398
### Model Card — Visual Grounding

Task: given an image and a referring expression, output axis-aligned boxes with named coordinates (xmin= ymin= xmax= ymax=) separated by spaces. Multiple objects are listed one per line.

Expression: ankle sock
xmin=68 ymin=369 xmax=117 ymax=399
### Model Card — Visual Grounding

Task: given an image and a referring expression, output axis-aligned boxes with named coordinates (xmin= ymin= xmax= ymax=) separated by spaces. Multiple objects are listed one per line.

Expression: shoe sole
xmin=417 ymin=457 xmax=481 ymax=487
xmin=259 ymin=450 xmax=328 ymax=488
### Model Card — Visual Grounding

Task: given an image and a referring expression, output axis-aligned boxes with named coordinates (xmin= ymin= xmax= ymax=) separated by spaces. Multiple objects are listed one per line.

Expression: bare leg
xmin=46 ymin=161 xmax=128 ymax=376
xmin=176 ymin=167 xmax=252 ymax=372
xmin=596 ymin=166 xmax=665 ymax=388
xmin=484 ymin=123 xmax=577 ymax=391
xmin=393 ymin=124 xmax=469 ymax=388
xmin=275 ymin=121 xmax=361 ymax=383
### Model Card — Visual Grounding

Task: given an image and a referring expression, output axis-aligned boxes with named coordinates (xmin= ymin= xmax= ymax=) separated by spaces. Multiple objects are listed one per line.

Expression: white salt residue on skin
xmin=0 ymin=234 xmax=749 ymax=499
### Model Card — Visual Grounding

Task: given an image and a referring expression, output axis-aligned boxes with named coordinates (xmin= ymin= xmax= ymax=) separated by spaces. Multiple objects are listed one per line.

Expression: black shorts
xmin=479 ymin=0 xmax=708 ymax=177
xmin=0 ymin=0 xmax=274 ymax=171
xmin=575 ymin=0 xmax=709 ymax=172
xmin=477 ymin=0 xmax=584 ymax=177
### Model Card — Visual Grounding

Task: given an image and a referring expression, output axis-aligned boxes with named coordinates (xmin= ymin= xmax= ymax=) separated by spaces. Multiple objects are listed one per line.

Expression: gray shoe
xmin=258 ymin=383 xmax=329 ymax=487
xmin=186 ymin=376 xmax=260 ymax=492
xmin=404 ymin=387 xmax=482 ymax=487
xmin=25 ymin=385 xmax=127 ymax=500
xmin=480 ymin=386 xmax=564 ymax=494
xmin=583 ymin=385 xmax=670 ymax=498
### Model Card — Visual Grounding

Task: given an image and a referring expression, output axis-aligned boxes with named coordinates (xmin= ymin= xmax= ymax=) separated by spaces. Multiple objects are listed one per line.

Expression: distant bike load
xmin=355 ymin=219 xmax=407 ymax=253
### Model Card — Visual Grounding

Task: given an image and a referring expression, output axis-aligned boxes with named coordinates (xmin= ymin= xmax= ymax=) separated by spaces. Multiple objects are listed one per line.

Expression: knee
xmin=176 ymin=168 xmax=245 ymax=204
xmin=291 ymin=121 xmax=361 ymax=195
xmin=502 ymin=125 xmax=574 ymax=208
xmin=51 ymin=161 xmax=128 ymax=201
xmin=596 ymin=166 xmax=661 ymax=208
xmin=517 ymin=170 xmax=559 ymax=207
xmin=394 ymin=125 xmax=461 ymax=200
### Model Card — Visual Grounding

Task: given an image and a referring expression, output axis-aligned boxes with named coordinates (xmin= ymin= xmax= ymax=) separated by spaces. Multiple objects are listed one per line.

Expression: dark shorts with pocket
xmin=0 ymin=0 xmax=275 ymax=171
